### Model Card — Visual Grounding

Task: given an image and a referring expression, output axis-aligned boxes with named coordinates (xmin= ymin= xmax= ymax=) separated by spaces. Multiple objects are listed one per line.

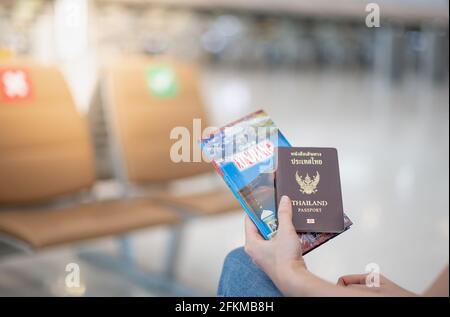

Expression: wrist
xmin=276 ymin=261 xmax=310 ymax=296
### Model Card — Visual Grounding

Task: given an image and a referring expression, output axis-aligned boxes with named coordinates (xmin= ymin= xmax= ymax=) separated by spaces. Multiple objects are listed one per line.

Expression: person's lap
xmin=217 ymin=247 xmax=283 ymax=297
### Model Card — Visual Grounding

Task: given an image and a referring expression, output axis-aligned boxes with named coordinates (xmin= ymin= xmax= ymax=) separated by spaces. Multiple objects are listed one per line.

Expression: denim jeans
xmin=217 ymin=247 xmax=283 ymax=297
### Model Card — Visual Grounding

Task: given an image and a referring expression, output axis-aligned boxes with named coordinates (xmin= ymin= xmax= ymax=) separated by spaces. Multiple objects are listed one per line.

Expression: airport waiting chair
xmin=98 ymin=55 xmax=240 ymax=216
xmin=0 ymin=59 xmax=188 ymax=294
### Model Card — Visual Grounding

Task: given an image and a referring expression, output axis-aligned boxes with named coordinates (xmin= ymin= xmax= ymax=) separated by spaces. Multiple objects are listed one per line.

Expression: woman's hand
xmin=244 ymin=195 xmax=307 ymax=295
xmin=244 ymin=195 xmax=419 ymax=297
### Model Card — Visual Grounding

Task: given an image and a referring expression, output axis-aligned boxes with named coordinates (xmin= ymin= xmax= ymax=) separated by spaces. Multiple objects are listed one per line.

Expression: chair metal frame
xmin=0 ymin=233 xmax=34 ymax=256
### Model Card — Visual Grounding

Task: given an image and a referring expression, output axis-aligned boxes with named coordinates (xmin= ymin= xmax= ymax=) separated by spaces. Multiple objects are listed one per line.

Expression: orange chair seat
xmin=0 ymin=198 xmax=180 ymax=249
xmin=155 ymin=189 xmax=241 ymax=216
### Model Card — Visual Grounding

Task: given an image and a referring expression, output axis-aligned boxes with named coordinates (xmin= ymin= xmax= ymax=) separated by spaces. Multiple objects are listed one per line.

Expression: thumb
xmin=277 ymin=195 xmax=297 ymax=235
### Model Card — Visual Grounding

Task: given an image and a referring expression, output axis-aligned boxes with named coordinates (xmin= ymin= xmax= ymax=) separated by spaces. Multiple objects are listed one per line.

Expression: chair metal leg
xmin=118 ymin=235 xmax=135 ymax=267
xmin=77 ymin=229 xmax=202 ymax=296
xmin=162 ymin=223 xmax=183 ymax=280
xmin=76 ymin=253 xmax=201 ymax=296
xmin=0 ymin=234 xmax=33 ymax=257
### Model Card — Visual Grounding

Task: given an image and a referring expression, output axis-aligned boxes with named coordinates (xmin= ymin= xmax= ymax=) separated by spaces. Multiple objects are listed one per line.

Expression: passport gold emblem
xmin=296 ymin=171 xmax=320 ymax=194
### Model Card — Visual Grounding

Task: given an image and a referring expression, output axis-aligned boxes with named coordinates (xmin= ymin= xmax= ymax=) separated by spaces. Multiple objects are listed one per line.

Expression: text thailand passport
xmin=200 ymin=110 xmax=352 ymax=255
xmin=276 ymin=147 xmax=345 ymax=233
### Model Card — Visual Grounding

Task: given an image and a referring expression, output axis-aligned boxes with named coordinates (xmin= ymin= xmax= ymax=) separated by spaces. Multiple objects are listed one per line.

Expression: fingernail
xmin=280 ymin=195 xmax=290 ymax=207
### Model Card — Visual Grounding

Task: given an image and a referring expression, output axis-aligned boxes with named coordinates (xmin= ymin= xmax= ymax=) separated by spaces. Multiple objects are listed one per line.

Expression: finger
xmin=338 ymin=274 xmax=367 ymax=286
xmin=245 ymin=215 xmax=265 ymax=242
xmin=337 ymin=277 xmax=346 ymax=286
xmin=277 ymin=195 xmax=296 ymax=235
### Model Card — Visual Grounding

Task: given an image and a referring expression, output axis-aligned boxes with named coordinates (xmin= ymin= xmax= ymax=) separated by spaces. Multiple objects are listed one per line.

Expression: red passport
xmin=275 ymin=147 xmax=345 ymax=233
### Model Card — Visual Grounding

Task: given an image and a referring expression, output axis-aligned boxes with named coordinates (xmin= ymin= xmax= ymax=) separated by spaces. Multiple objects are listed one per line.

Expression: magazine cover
xmin=200 ymin=110 xmax=352 ymax=254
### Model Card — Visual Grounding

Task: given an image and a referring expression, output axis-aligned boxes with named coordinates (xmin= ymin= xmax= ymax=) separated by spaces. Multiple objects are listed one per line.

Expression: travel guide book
xmin=200 ymin=110 xmax=352 ymax=255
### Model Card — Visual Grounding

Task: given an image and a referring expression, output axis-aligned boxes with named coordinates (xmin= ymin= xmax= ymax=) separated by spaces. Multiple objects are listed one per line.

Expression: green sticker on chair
xmin=146 ymin=65 xmax=179 ymax=98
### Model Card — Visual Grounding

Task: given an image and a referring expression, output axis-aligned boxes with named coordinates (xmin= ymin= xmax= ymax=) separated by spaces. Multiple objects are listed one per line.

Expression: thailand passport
xmin=275 ymin=147 xmax=345 ymax=233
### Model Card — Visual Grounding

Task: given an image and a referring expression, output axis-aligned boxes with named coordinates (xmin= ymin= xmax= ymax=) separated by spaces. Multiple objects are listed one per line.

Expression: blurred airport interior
xmin=0 ymin=0 xmax=449 ymax=296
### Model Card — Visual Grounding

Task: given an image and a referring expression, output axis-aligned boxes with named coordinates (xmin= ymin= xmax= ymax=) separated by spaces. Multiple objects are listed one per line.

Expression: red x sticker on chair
xmin=0 ymin=68 xmax=32 ymax=103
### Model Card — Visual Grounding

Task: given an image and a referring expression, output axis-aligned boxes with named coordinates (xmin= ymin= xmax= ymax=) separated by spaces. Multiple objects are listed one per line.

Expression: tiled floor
xmin=0 ymin=68 xmax=448 ymax=296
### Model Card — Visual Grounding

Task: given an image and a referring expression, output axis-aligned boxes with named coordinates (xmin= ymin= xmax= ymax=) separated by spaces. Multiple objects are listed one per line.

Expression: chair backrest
xmin=0 ymin=59 xmax=96 ymax=205
xmin=103 ymin=56 xmax=211 ymax=184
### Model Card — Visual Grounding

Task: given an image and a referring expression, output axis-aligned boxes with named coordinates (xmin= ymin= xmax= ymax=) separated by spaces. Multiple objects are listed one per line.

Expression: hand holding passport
xmin=200 ymin=110 xmax=352 ymax=255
